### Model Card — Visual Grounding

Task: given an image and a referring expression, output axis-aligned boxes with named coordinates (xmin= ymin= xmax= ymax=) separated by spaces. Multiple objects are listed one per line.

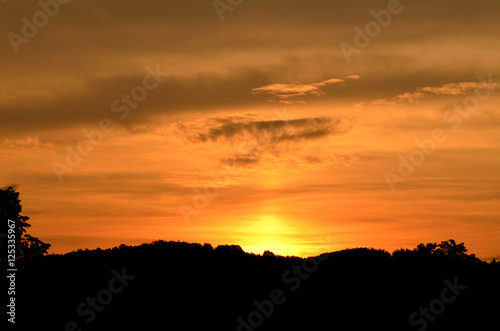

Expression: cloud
xmin=2 ymin=136 xmax=54 ymax=150
xmin=155 ymin=114 xmax=354 ymax=188
xmin=251 ymin=77 xmax=353 ymax=103
xmin=0 ymin=68 xmax=274 ymax=135
xmin=394 ymin=91 xmax=425 ymax=102
xmin=402 ymin=80 xmax=498 ymax=99
xmin=187 ymin=117 xmax=342 ymax=144
xmin=420 ymin=82 xmax=482 ymax=95
xmin=221 ymin=154 xmax=261 ymax=166
xmin=370 ymin=80 xmax=499 ymax=106
xmin=167 ymin=115 xmax=350 ymax=170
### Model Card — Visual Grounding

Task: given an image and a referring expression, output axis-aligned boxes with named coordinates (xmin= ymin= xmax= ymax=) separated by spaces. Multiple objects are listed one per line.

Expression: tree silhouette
xmin=435 ymin=239 xmax=468 ymax=259
xmin=416 ymin=242 xmax=437 ymax=255
xmin=0 ymin=186 xmax=51 ymax=263
xmin=393 ymin=239 xmax=474 ymax=261
xmin=263 ymin=250 xmax=276 ymax=257
xmin=214 ymin=244 xmax=245 ymax=256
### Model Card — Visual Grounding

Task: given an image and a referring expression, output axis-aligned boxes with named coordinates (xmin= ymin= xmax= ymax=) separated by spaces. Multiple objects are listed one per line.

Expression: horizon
xmin=40 ymin=237 xmax=500 ymax=263
xmin=2 ymin=0 xmax=500 ymax=262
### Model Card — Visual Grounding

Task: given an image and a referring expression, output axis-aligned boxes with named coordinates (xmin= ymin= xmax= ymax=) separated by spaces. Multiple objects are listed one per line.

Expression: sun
xmin=239 ymin=215 xmax=303 ymax=257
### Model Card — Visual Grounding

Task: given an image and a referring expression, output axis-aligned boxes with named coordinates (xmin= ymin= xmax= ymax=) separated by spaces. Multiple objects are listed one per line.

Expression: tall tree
xmin=0 ymin=186 xmax=51 ymax=263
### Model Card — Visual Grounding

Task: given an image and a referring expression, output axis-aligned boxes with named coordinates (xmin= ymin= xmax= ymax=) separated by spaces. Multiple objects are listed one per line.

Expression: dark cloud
xmin=1 ymin=0 xmax=499 ymax=138
xmin=0 ymin=69 xmax=272 ymax=135
xmin=222 ymin=154 xmax=261 ymax=166
xmin=179 ymin=116 xmax=348 ymax=167
xmin=303 ymin=156 xmax=322 ymax=163
xmin=189 ymin=117 xmax=343 ymax=144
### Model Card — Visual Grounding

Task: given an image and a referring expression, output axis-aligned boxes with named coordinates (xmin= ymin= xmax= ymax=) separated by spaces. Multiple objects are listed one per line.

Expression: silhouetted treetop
xmin=214 ymin=244 xmax=245 ymax=256
xmin=0 ymin=186 xmax=51 ymax=262
xmin=393 ymin=239 xmax=477 ymax=262
xmin=263 ymin=250 xmax=276 ymax=257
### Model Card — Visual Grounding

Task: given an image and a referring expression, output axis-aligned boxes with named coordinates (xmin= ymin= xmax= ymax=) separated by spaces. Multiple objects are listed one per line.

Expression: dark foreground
xmin=9 ymin=241 xmax=500 ymax=330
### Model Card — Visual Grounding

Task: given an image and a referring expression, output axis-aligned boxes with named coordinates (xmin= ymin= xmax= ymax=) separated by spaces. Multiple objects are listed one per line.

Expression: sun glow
xmin=239 ymin=215 xmax=304 ymax=257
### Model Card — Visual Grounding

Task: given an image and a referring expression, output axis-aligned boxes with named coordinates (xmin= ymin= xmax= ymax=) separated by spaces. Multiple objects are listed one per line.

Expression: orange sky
xmin=1 ymin=0 xmax=500 ymax=260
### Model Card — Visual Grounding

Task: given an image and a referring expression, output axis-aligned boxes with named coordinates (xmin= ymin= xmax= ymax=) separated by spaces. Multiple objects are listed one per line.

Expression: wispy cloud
xmin=2 ymin=136 xmax=54 ymax=150
xmin=185 ymin=117 xmax=343 ymax=144
xmin=251 ymin=75 xmax=359 ymax=104
xmin=157 ymin=114 xmax=353 ymax=179
xmin=369 ymin=80 xmax=499 ymax=106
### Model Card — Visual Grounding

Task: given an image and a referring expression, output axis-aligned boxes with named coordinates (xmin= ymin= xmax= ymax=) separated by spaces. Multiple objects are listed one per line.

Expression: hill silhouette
xmin=13 ymin=240 xmax=500 ymax=330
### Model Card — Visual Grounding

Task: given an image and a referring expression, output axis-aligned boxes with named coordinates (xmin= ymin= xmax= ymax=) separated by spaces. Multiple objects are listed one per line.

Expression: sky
xmin=1 ymin=0 xmax=500 ymax=260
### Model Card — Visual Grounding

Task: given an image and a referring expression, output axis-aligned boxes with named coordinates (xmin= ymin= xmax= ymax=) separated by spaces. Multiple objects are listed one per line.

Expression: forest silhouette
xmin=2 ymin=187 xmax=500 ymax=330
